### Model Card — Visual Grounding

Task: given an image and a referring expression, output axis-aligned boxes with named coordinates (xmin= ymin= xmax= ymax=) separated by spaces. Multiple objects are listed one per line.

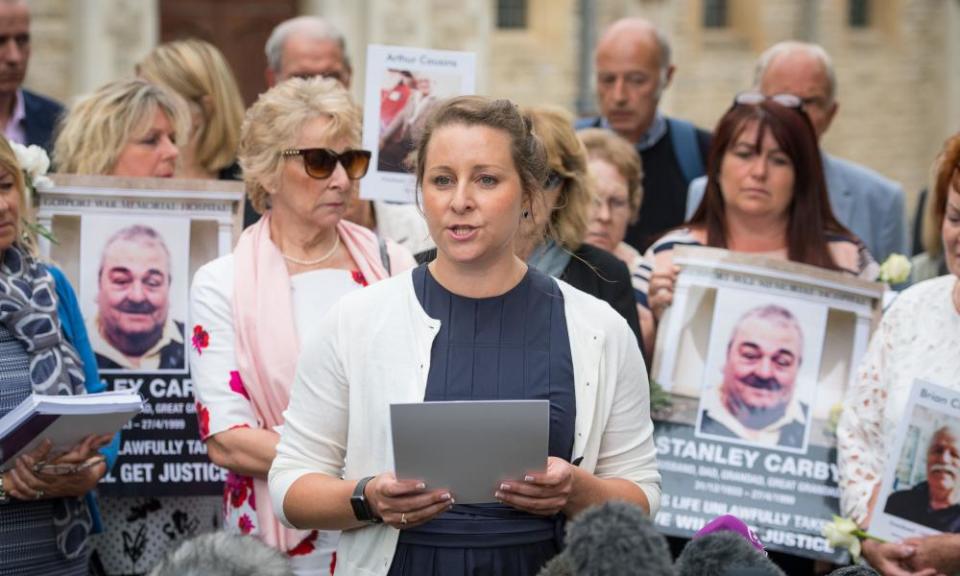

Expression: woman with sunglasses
xmin=189 ymin=77 xmax=416 ymax=575
xmin=636 ymin=93 xmax=877 ymax=356
xmin=268 ymin=96 xmax=660 ymax=576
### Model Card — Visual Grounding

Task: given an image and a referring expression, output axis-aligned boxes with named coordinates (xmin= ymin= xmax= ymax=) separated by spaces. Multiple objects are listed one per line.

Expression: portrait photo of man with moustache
xmin=696 ymin=301 xmax=821 ymax=451
xmin=82 ymin=217 xmax=189 ymax=372
xmin=884 ymin=423 xmax=960 ymax=533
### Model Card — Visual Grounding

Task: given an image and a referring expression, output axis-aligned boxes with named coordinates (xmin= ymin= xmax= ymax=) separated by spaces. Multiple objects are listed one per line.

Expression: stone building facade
xmin=24 ymin=0 xmax=960 ymax=221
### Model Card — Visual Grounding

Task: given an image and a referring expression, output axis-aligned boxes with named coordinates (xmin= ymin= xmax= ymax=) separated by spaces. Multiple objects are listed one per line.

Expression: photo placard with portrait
xmin=649 ymin=246 xmax=885 ymax=562
xmin=35 ymin=175 xmax=242 ymax=505
xmin=870 ymin=380 xmax=960 ymax=541
xmin=361 ymin=44 xmax=476 ymax=203
xmin=694 ymin=287 xmax=827 ymax=455
xmin=79 ymin=213 xmax=191 ymax=375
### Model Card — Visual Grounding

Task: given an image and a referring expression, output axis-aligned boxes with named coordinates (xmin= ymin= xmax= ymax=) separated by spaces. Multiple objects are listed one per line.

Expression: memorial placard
xmin=651 ymin=246 xmax=885 ymax=561
xmin=36 ymin=174 xmax=243 ymax=497
xmin=870 ymin=380 xmax=960 ymax=540
xmin=361 ymin=44 xmax=475 ymax=203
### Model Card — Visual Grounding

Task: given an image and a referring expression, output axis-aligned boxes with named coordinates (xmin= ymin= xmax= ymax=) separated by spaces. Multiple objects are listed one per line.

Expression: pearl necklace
xmin=281 ymin=233 xmax=340 ymax=266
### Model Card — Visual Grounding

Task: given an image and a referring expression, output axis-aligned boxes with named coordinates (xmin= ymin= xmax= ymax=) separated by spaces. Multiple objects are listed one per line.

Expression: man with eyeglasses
xmin=686 ymin=41 xmax=908 ymax=265
xmin=0 ymin=0 xmax=63 ymax=153
xmin=576 ymin=17 xmax=711 ymax=253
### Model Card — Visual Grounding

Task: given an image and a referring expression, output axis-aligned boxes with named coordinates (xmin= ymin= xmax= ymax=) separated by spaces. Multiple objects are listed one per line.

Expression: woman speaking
xmin=269 ymin=96 xmax=660 ymax=576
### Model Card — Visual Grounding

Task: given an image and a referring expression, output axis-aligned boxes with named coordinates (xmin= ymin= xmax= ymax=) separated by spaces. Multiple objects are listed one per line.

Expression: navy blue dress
xmin=388 ymin=265 xmax=576 ymax=576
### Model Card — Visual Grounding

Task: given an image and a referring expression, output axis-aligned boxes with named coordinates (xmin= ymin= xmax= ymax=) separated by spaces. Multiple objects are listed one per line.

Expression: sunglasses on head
xmin=281 ymin=148 xmax=372 ymax=180
xmin=733 ymin=91 xmax=803 ymax=109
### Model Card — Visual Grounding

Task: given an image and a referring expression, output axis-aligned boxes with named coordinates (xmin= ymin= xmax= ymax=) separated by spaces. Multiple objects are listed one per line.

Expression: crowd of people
xmin=0 ymin=1 xmax=957 ymax=575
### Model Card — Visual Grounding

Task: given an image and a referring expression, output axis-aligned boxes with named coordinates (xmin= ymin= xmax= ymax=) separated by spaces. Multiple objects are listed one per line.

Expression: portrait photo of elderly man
xmin=697 ymin=303 xmax=817 ymax=451
xmin=85 ymin=222 xmax=186 ymax=371
xmin=884 ymin=423 xmax=960 ymax=533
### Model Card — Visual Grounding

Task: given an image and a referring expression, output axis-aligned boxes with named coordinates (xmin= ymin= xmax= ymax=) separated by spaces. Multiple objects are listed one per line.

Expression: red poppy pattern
xmin=287 ymin=530 xmax=320 ymax=557
xmin=238 ymin=513 xmax=254 ymax=535
xmin=192 ymin=325 xmax=210 ymax=354
xmin=351 ymin=270 xmax=368 ymax=286
xmin=196 ymin=402 xmax=210 ymax=440
xmin=229 ymin=371 xmax=250 ymax=401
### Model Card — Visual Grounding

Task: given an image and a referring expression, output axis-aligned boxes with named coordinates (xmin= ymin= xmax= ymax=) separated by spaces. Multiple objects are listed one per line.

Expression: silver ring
xmin=400 ymin=513 xmax=407 ymax=525
xmin=34 ymin=489 xmax=44 ymax=500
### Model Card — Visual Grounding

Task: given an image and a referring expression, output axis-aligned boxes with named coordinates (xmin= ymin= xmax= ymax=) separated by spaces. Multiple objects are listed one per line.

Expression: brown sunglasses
xmin=281 ymin=148 xmax=372 ymax=180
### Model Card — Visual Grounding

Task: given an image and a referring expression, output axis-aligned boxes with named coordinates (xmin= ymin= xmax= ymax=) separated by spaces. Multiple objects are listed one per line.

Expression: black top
xmin=628 ymin=124 xmax=712 ymax=252
xmin=559 ymin=244 xmax=641 ymax=346
xmin=413 ymin=244 xmax=642 ymax=347
xmin=414 ymin=264 xmax=576 ymax=461
xmin=396 ymin=264 xmax=574 ymax=558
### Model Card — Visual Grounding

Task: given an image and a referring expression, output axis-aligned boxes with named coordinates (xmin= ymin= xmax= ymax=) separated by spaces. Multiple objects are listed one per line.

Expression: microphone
xmin=538 ymin=500 xmax=675 ymax=576
xmin=675 ymin=531 xmax=785 ymax=576
xmin=826 ymin=566 xmax=880 ymax=576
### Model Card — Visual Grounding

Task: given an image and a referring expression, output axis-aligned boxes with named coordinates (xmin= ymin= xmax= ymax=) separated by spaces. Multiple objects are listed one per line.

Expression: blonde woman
xmin=137 ymin=39 xmax=245 ymax=181
xmin=578 ymin=128 xmax=647 ymax=352
xmin=518 ymin=106 xmax=641 ymax=343
xmin=190 ymin=77 xmax=415 ymax=575
xmin=0 ymin=134 xmax=116 ymax=574
xmin=53 ymin=78 xmax=212 ymax=575
xmin=53 ymin=79 xmax=188 ymax=177
xmin=268 ymin=95 xmax=659 ymax=576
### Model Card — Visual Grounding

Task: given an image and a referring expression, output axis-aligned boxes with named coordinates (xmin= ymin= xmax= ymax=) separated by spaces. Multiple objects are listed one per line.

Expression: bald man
xmin=576 ymin=18 xmax=710 ymax=252
xmin=685 ymin=41 xmax=907 ymax=264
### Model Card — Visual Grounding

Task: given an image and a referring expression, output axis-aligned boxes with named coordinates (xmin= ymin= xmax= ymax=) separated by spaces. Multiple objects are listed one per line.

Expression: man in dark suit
xmin=575 ymin=17 xmax=710 ymax=252
xmin=0 ymin=0 xmax=63 ymax=153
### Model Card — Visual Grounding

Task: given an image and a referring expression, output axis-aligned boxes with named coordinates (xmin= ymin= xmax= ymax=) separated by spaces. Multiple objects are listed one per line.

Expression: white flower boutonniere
xmin=877 ymin=253 xmax=911 ymax=285
xmin=10 ymin=142 xmax=56 ymax=244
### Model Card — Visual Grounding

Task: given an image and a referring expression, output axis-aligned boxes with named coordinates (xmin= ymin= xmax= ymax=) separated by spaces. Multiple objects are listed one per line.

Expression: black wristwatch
xmin=350 ymin=476 xmax=382 ymax=523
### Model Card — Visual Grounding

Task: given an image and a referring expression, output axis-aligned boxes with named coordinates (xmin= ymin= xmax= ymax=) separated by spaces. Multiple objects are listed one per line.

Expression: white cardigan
xmin=269 ymin=269 xmax=661 ymax=576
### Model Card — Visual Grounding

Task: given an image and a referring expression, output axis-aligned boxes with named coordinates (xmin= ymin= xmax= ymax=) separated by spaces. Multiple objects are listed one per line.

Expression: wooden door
xmin=159 ymin=0 xmax=298 ymax=106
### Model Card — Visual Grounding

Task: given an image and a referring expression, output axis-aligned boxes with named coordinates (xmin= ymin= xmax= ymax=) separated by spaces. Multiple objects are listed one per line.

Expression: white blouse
xmin=189 ymin=253 xmax=366 ymax=573
xmin=837 ymin=274 xmax=960 ymax=524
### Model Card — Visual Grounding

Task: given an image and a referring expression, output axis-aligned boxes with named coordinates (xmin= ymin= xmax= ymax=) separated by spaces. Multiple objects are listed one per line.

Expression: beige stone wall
xmin=25 ymin=0 xmax=156 ymax=106
xmin=24 ymin=0 xmax=956 ymax=219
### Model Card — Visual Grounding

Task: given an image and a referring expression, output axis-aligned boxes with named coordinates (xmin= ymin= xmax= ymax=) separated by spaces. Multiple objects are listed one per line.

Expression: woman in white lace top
xmin=838 ymin=133 xmax=960 ymax=575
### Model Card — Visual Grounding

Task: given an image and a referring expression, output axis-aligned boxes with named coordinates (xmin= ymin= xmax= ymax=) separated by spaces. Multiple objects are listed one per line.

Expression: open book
xmin=0 ymin=392 xmax=142 ymax=471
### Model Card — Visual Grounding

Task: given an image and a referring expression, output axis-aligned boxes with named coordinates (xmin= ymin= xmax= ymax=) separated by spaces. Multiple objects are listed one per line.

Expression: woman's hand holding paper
xmin=367 ymin=472 xmax=454 ymax=529
xmin=495 ymin=456 xmax=575 ymax=516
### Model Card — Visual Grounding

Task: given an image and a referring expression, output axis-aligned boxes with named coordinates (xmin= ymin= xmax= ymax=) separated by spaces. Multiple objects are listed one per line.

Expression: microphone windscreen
xmin=565 ymin=501 xmax=675 ymax=576
xmin=675 ymin=532 xmax=785 ymax=576
xmin=826 ymin=566 xmax=880 ymax=576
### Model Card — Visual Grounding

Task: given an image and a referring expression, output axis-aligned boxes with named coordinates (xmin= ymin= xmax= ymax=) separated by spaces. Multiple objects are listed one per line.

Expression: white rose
xmin=822 ymin=516 xmax=863 ymax=561
xmin=11 ymin=142 xmax=50 ymax=180
xmin=26 ymin=144 xmax=50 ymax=177
xmin=878 ymin=253 xmax=912 ymax=285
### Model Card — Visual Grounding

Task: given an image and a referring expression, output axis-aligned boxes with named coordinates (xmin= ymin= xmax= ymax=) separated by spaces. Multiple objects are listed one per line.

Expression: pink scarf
xmin=232 ymin=213 xmax=394 ymax=552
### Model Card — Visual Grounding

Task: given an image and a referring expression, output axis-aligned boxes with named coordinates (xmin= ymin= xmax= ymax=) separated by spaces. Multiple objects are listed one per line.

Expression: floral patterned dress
xmin=190 ymin=253 xmax=367 ymax=575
